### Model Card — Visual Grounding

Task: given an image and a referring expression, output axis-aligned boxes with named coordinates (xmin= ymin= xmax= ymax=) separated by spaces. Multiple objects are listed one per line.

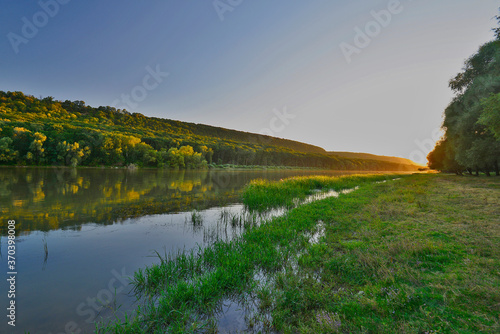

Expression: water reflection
xmin=1 ymin=167 xmax=346 ymax=235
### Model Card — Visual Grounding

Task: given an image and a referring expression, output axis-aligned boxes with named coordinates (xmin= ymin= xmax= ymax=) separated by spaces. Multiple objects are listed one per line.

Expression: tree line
xmin=427 ymin=13 xmax=500 ymax=175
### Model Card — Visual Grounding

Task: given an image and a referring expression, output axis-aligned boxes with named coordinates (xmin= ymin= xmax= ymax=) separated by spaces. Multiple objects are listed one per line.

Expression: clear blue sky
xmin=1 ymin=0 xmax=498 ymax=163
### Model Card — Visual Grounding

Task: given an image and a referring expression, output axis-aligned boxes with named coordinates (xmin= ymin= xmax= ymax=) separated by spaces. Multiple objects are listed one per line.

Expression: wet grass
xmin=241 ymin=174 xmax=397 ymax=210
xmin=42 ymin=236 xmax=49 ymax=270
xmin=42 ymin=237 xmax=48 ymax=256
xmin=97 ymin=174 xmax=499 ymax=333
xmin=190 ymin=211 xmax=203 ymax=225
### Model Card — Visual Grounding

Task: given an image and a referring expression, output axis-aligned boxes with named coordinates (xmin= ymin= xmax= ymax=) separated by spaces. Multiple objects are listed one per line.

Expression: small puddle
xmin=296 ymin=187 xmax=359 ymax=206
xmin=307 ymin=220 xmax=325 ymax=244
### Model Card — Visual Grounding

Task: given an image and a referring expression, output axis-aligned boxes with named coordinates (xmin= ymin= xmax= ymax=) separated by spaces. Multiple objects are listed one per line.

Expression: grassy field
xmin=98 ymin=174 xmax=499 ymax=333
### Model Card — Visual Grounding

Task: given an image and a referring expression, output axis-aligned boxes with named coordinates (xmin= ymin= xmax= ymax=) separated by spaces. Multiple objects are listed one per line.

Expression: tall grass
xmin=190 ymin=210 xmax=203 ymax=225
xmin=42 ymin=237 xmax=48 ymax=270
xmin=241 ymin=174 xmax=396 ymax=210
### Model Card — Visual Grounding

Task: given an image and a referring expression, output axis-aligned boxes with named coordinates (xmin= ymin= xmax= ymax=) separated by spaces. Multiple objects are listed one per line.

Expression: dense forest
xmin=427 ymin=16 xmax=500 ymax=175
xmin=0 ymin=91 xmax=419 ymax=170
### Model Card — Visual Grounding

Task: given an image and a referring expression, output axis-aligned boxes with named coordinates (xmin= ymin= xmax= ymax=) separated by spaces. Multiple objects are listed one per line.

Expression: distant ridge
xmin=329 ymin=152 xmax=424 ymax=167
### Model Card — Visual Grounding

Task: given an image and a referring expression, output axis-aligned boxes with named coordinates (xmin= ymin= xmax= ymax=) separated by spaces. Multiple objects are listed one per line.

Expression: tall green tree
xmin=479 ymin=93 xmax=500 ymax=139
xmin=429 ymin=10 xmax=500 ymax=175
xmin=27 ymin=132 xmax=47 ymax=165
xmin=56 ymin=141 xmax=90 ymax=167
xmin=0 ymin=137 xmax=18 ymax=163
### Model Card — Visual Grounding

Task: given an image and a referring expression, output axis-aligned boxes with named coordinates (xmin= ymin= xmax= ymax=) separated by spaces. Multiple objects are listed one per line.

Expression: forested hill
xmin=0 ymin=91 xmax=419 ymax=171
xmin=329 ymin=152 xmax=424 ymax=167
xmin=157 ymin=119 xmax=326 ymax=154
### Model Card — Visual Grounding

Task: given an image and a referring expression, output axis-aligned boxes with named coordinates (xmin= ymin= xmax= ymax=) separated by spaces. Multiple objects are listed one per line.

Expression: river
xmin=0 ymin=167 xmax=382 ymax=333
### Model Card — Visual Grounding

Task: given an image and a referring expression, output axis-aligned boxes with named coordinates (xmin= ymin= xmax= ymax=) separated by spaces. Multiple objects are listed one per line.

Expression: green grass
xmin=190 ymin=210 xmax=203 ymax=225
xmin=97 ymin=174 xmax=500 ymax=333
xmin=241 ymin=174 xmax=399 ymax=210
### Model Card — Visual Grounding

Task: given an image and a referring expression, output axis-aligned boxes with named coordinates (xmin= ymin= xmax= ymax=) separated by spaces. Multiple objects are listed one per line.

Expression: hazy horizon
xmin=1 ymin=0 xmax=498 ymax=164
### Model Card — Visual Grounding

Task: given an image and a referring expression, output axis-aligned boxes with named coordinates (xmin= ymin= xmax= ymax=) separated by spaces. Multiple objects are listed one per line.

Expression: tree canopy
xmin=428 ymin=12 xmax=500 ymax=175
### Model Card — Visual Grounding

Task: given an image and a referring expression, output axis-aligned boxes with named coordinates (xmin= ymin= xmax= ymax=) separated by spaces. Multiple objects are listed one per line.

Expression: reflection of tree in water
xmin=0 ymin=167 xmax=308 ymax=235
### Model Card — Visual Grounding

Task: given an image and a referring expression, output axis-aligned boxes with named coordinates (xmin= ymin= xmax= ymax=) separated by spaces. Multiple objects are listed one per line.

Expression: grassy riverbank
xmin=98 ymin=174 xmax=499 ymax=333
xmin=241 ymin=174 xmax=396 ymax=210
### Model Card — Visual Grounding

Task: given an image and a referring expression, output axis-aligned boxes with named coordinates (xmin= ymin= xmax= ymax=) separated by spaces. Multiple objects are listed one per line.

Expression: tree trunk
xmin=495 ymin=160 xmax=499 ymax=176
xmin=485 ymin=166 xmax=491 ymax=177
xmin=475 ymin=166 xmax=479 ymax=176
xmin=467 ymin=168 xmax=473 ymax=175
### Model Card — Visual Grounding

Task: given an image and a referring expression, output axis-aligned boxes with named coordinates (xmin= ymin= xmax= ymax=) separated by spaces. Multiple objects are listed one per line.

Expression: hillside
xmin=329 ymin=152 xmax=424 ymax=167
xmin=0 ymin=91 xmax=420 ymax=171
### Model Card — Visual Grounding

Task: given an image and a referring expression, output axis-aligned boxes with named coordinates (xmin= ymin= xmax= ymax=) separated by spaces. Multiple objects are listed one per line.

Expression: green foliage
xmin=0 ymin=137 xmax=17 ymax=163
xmin=428 ymin=15 xmax=500 ymax=174
xmin=27 ymin=132 xmax=47 ymax=164
xmin=56 ymin=141 xmax=90 ymax=167
xmin=479 ymin=92 xmax=500 ymax=139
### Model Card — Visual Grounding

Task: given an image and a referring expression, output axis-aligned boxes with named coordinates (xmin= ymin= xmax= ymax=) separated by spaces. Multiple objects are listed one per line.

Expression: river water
xmin=0 ymin=167 xmax=381 ymax=333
